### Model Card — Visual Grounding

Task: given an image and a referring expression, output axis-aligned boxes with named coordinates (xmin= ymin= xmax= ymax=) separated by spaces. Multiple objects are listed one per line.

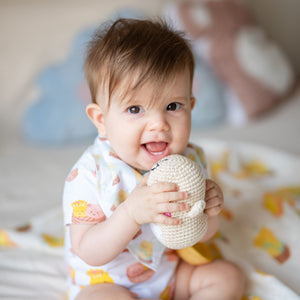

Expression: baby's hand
xmin=204 ymin=179 xmax=223 ymax=217
xmin=124 ymin=174 xmax=189 ymax=226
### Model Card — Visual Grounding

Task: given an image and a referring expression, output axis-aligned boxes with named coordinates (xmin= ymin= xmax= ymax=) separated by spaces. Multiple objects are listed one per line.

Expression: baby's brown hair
xmin=85 ymin=18 xmax=194 ymax=106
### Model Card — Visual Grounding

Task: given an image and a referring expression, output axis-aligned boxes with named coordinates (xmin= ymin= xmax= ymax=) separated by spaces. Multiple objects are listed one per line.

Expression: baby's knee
xmin=215 ymin=260 xmax=245 ymax=295
xmin=75 ymin=283 xmax=136 ymax=300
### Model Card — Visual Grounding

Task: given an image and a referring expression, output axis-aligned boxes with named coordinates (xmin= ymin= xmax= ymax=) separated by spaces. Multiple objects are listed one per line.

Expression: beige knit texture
xmin=148 ymin=155 xmax=207 ymax=249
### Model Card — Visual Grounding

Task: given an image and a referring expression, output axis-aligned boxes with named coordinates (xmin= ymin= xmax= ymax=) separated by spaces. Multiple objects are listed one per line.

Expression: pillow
xmin=192 ymin=53 xmax=227 ymax=128
xmin=22 ymin=27 xmax=97 ymax=145
xmin=166 ymin=0 xmax=295 ymax=120
xmin=22 ymin=8 xmax=146 ymax=145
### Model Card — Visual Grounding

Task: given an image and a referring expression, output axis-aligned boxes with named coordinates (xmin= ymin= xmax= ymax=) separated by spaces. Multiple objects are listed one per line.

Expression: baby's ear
xmin=191 ymin=97 xmax=196 ymax=110
xmin=86 ymin=103 xmax=106 ymax=136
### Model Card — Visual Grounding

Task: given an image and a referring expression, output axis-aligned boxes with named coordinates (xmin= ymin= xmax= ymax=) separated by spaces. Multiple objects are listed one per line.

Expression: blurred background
xmin=1 ymin=0 xmax=300 ymax=224
xmin=246 ymin=0 xmax=300 ymax=74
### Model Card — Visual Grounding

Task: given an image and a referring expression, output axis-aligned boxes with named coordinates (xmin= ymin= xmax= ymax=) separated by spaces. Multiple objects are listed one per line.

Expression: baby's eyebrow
xmin=120 ymin=96 xmax=141 ymax=107
xmin=169 ymin=96 xmax=190 ymax=102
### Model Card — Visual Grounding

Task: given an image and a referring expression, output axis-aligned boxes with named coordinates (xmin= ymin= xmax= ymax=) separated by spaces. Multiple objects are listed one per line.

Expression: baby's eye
xmin=127 ymin=105 xmax=143 ymax=114
xmin=166 ymin=102 xmax=181 ymax=111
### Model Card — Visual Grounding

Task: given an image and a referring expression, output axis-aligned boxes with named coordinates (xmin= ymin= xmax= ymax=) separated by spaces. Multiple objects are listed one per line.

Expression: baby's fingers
xmin=204 ymin=196 xmax=223 ymax=216
xmin=158 ymin=190 xmax=188 ymax=202
xmin=158 ymin=200 xmax=189 ymax=215
xmin=153 ymin=214 xmax=182 ymax=226
xmin=206 ymin=186 xmax=222 ymax=202
xmin=205 ymin=197 xmax=222 ymax=209
xmin=204 ymin=204 xmax=223 ymax=217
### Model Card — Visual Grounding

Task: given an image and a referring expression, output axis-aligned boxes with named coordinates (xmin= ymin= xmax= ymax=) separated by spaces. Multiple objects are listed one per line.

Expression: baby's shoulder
xmin=65 ymin=145 xmax=100 ymax=182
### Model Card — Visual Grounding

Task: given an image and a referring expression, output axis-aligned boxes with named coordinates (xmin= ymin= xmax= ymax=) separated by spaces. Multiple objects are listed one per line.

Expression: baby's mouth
xmin=143 ymin=142 xmax=170 ymax=157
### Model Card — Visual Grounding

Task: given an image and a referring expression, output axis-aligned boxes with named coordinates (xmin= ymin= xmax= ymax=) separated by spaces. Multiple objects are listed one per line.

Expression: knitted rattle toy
xmin=147 ymin=154 xmax=207 ymax=249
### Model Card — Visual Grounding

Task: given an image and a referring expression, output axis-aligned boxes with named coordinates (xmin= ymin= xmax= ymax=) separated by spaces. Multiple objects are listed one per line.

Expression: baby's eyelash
xmin=166 ymin=102 xmax=182 ymax=111
xmin=127 ymin=105 xmax=144 ymax=114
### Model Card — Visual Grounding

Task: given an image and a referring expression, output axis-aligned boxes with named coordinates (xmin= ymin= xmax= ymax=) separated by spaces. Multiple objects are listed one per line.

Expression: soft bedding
xmin=1 ymin=140 xmax=300 ymax=300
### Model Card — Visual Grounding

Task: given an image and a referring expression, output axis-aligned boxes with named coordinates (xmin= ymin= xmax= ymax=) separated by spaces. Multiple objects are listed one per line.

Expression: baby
xmin=63 ymin=18 xmax=245 ymax=300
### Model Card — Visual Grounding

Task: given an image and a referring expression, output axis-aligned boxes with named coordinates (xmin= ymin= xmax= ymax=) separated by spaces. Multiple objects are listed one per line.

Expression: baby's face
xmin=99 ymin=69 xmax=194 ymax=171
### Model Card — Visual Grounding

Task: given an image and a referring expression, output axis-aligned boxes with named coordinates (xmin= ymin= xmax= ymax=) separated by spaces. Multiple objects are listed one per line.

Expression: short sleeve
xmin=63 ymin=152 xmax=106 ymax=226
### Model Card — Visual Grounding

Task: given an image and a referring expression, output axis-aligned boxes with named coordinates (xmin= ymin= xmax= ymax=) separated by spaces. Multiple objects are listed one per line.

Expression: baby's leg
xmin=75 ymin=283 xmax=157 ymax=300
xmin=75 ymin=283 xmax=136 ymax=300
xmin=174 ymin=259 xmax=245 ymax=300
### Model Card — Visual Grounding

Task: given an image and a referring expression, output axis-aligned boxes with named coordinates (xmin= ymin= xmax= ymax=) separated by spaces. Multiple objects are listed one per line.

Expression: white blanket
xmin=1 ymin=140 xmax=299 ymax=300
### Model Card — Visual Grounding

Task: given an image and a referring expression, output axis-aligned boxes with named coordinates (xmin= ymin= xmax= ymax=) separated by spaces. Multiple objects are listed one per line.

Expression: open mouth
xmin=142 ymin=142 xmax=170 ymax=160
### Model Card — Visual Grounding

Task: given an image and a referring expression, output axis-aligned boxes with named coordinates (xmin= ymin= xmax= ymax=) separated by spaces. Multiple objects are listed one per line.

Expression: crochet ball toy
xmin=147 ymin=154 xmax=207 ymax=249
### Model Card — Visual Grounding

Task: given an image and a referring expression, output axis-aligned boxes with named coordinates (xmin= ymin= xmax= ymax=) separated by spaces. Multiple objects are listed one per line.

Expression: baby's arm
xmin=70 ymin=175 xmax=188 ymax=266
xmin=200 ymin=179 xmax=223 ymax=241
xmin=70 ymin=203 xmax=140 ymax=266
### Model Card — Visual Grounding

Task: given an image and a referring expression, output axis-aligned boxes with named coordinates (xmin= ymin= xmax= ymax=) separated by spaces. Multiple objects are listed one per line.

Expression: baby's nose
xmin=147 ymin=114 xmax=170 ymax=132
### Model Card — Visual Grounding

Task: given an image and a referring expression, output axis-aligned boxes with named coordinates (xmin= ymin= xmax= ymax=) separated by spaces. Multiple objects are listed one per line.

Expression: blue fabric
xmin=191 ymin=53 xmax=226 ymax=128
xmin=22 ymin=27 xmax=97 ymax=145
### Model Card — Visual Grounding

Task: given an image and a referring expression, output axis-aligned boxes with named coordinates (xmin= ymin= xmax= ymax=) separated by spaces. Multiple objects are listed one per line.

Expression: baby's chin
xmin=128 ymin=158 xmax=157 ymax=174
xmin=132 ymin=162 xmax=153 ymax=174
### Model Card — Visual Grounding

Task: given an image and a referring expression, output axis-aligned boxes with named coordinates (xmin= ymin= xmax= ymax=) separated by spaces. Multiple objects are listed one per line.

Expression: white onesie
xmin=63 ymin=135 xmax=206 ymax=299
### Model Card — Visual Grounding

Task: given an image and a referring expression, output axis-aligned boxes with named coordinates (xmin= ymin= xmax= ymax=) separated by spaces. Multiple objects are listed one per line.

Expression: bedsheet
xmin=0 ymin=140 xmax=299 ymax=300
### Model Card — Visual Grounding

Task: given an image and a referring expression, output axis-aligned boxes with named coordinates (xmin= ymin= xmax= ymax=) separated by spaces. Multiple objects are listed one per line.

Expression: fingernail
xmin=164 ymin=212 xmax=172 ymax=217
